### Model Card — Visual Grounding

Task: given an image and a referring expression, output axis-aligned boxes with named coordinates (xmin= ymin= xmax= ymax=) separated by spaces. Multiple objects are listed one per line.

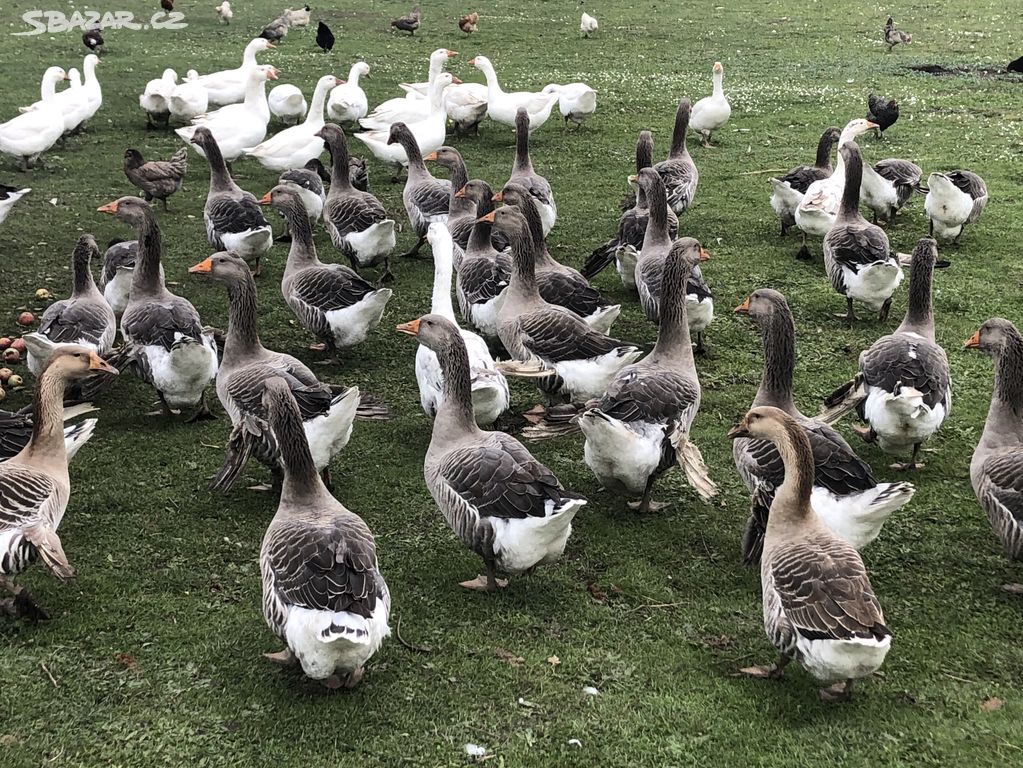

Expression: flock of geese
xmin=0 ymin=16 xmax=1019 ymax=703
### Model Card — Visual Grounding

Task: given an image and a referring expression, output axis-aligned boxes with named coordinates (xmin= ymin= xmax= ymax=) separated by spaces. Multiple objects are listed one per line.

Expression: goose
xmin=424 ymin=146 xmax=472 ymax=260
xmin=326 ymin=62 xmax=371 ymax=125
xmin=497 ymin=183 xmax=619 ymax=333
xmin=580 ymin=12 xmax=598 ymax=38
xmin=139 ymin=68 xmax=177 ymax=127
xmin=21 ymin=64 xmax=91 ymax=135
xmin=388 ymin=122 xmax=452 ymax=259
xmin=0 ymin=184 xmax=31 ymax=227
xmin=398 ymin=314 xmax=585 ymax=591
xmin=793 ymin=118 xmax=879 ymax=259
xmin=728 ymin=406 xmax=892 ymax=703
xmin=0 ymin=404 xmax=98 ymax=464
xmin=191 ymin=127 xmax=273 ymax=275
xmin=363 ymin=49 xmax=455 ymax=129
xmin=860 ymin=156 xmax=925 ymax=224
xmin=470 ymin=56 xmax=559 ymax=131
xmin=0 ymin=67 xmax=68 ymax=170
xmin=315 ymin=125 xmax=396 ymax=280
xmin=177 ymin=65 xmax=279 ymax=162
xmin=267 ymin=184 xmax=393 ymax=357
xmin=23 ymin=235 xmax=116 ymax=377
xmin=455 ymin=194 xmax=509 ymax=341
xmin=259 ymin=378 xmax=390 ymax=688
xmin=542 ymin=82 xmax=597 ymax=128
xmin=689 ymin=62 xmax=731 ymax=147
xmin=123 ymin=147 xmax=188 ymax=210
xmin=97 ymin=197 xmax=219 ymax=420
xmin=188 ymin=252 xmax=360 ymax=492
xmin=274 ymin=166 xmax=325 ymax=228
xmin=653 ymin=97 xmax=699 ymax=214
xmin=245 ymin=75 xmax=340 ymax=171
xmin=965 ymin=318 xmax=1023 ymax=588
xmin=490 ymin=206 xmax=642 ymax=403
xmin=452 ymin=179 xmax=503 ymax=264
xmin=168 ymin=70 xmax=210 ymax=123
xmin=821 ymin=238 xmax=951 ymax=471
xmin=69 ymin=54 xmax=103 ymax=131
xmin=733 ymin=289 xmax=914 ymax=565
xmin=823 ymin=142 xmax=903 ymax=322
xmin=769 ymin=127 xmax=841 ymax=235
xmin=579 ymin=239 xmax=717 ymax=513
xmin=413 ymin=223 xmax=509 ymax=426
xmin=924 ymin=170 xmax=987 ymax=243
xmin=309 ymin=154 xmax=369 ymax=193
xmin=267 ymin=83 xmax=307 ymax=125
xmin=504 ymin=108 xmax=557 ymax=234
xmin=0 ymin=347 xmax=117 ymax=620
xmin=396 ymin=50 xmax=489 ymax=136
xmin=99 ymin=239 xmax=166 ymax=316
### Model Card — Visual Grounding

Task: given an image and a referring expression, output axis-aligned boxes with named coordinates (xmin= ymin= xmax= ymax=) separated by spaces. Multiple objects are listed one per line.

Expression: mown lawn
xmin=1 ymin=1 xmax=1021 ymax=765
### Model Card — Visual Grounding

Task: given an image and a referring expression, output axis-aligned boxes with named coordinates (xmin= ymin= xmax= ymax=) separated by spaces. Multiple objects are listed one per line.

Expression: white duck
xmin=542 ymin=83 xmax=597 ymax=128
xmin=168 ymin=70 xmax=209 ymax=123
xmin=245 ymin=75 xmax=340 ymax=172
xmin=470 ymin=56 xmax=559 ymax=131
xmin=689 ymin=62 xmax=731 ymax=147
xmin=360 ymin=50 xmax=456 ymax=130
xmin=139 ymin=68 xmax=177 ymax=127
xmin=0 ymin=67 xmax=67 ymax=170
xmin=197 ymin=38 xmax=276 ymax=106
xmin=327 ymin=62 xmax=371 ymax=124
xmin=268 ymin=83 xmax=307 ymax=125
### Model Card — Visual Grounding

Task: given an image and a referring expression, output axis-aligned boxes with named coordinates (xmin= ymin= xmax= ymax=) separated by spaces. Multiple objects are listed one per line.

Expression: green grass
xmin=1 ymin=1 xmax=1022 ymax=765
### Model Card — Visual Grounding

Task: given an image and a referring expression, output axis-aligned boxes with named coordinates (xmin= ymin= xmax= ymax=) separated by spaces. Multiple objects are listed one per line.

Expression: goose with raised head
xmin=0 ymin=347 xmax=117 ymax=620
xmin=259 ymin=378 xmax=390 ymax=688
xmin=413 ymin=223 xmax=508 ymax=426
xmin=769 ymin=126 xmax=841 ymax=236
xmin=455 ymin=194 xmax=510 ymax=342
xmin=823 ymin=142 xmax=903 ymax=323
xmin=245 ymin=75 xmax=340 ymax=171
xmin=97 ymin=197 xmax=218 ymax=420
xmin=470 ymin=56 xmax=559 ymax=131
xmin=822 ymin=238 xmax=950 ymax=471
xmin=188 ymin=252 xmax=361 ymax=492
xmin=653 ymin=97 xmax=699 ymax=215
xmin=388 ymin=122 xmax=451 ymax=260
xmin=399 ymin=314 xmax=585 ymax=591
xmin=504 ymin=108 xmax=557 ymax=234
xmin=728 ymin=406 xmax=892 ymax=702
xmin=452 ymin=179 xmax=504 ymax=263
xmin=689 ymin=62 xmax=730 ymax=147
xmin=396 ymin=48 xmax=457 ymax=97
xmin=490 ymin=206 xmax=642 ymax=403
xmin=197 ymin=38 xmax=276 ymax=106
xmin=0 ymin=404 xmax=98 ymax=464
xmin=424 ymin=146 xmax=473 ymax=261
xmin=925 ymin=170 xmax=987 ymax=243
xmin=734 ymin=289 xmax=914 ymax=565
xmin=362 ymin=51 xmax=456 ymax=130
xmin=315 ymin=124 xmax=396 ymax=280
xmin=327 ymin=62 xmax=371 ymax=125
xmin=0 ymin=67 xmax=67 ymax=169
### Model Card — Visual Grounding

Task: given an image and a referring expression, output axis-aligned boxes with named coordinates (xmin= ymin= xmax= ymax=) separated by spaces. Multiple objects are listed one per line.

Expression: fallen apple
xmin=0 ymin=338 xmax=10 ymax=350
xmin=17 ymin=311 xmax=35 ymax=326
xmin=3 ymin=348 xmax=20 ymax=364
xmin=7 ymin=374 xmax=23 ymax=388
xmin=35 ymin=288 xmax=52 ymax=300
xmin=0 ymin=367 xmax=10 ymax=384
xmin=10 ymin=338 xmax=25 ymax=353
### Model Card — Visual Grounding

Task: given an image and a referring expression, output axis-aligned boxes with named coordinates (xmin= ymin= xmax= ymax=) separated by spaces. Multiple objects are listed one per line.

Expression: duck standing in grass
xmin=728 ymin=406 xmax=892 ymax=702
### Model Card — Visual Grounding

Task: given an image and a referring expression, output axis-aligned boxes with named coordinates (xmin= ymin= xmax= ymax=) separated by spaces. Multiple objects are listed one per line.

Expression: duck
xmin=315 ymin=125 xmax=396 ymax=280
xmin=177 ymin=65 xmax=278 ymax=162
xmin=0 ymin=403 xmax=98 ymax=464
xmin=123 ymin=147 xmax=188 ymax=210
xmin=728 ymin=406 xmax=892 ymax=703
xmin=388 ymin=122 xmax=452 ymax=259
xmin=267 ymin=83 xmax=307 ymax=125
xmin=769 ymin=127 xmax=842 ymax=235
xmin=823 ymin=142 xmax=903 ymax=322
xmin=139 ymin=68 xmax=177 ymax=127
xmin=168 ymin=70 xmax=210 ymax=123
xmin=822 ymin=238 xmax=951 ymax=471
xmin=793 ymin=118 xmax=878 ymax=259
xmin=689 ymin=62 xmax=731 ymax=147
xmin=424 ymin=146 xmax=472 ymax=259
xmin=504 ymin=108 xmax=557 ymax=234
xmin=413 ymin=223 xmax=508 ymax=426
xmin=216 ymin=1 xmax=232 ymax=24
xmin=866 ymin=94 xmax=899 ymax=138
xmin=188 ymin=252 xmax=361 ymax=492
xmin=97 ymin=196 xmax=219 ymax=419
xmin=578 ymin=239 xmax=717 ymax=512
xmin=497 ymin=183 xmax=620 ymax=334
xmin=924 ymin=170 xmax=988 ymax=243
xmin=99 ymin=239 xmax=165 ymax=316
xmin=0 ymin=184 xmax=31 ymax=227
xmin=327 ymin=62 xmax=371 ymax=125
xmin=364 ymin=48 xmax=455 ymax=127
xmin=191 ymin=127 xmax=273 ymax=275
xmin=23 ymin=235 xmax=116 ymax=377
xmin=196 ymin=38 xmax=276 ymax=107
xmin=470 ymin=56 xmax=559 ymax=131
xmin=965 ymin=318 xmax=1023 ymax=588
xmin=391 ymin=5 xmax=421 ymax=35
xmin=398 ymin=313 xmax=586 ymax=591
xmin=490 ymin=206 xmax=642 ymax=403
xmin=0 ymin=347 xmax=117 ymax=620
xmin=542 ymin=83 xmax=597 ymax=128
xmin=245 ymin=75 xmax=340 ymax=171
xmin=455 ymin=203 xmax=509 ymax=342
xmin=0 ymin=67 xmax=68 ymax=170
xmin=884 ymin=16 xmax=912 ymax=51
xmin=734 ymin=289 xmax=914 ymax=565
xmin=859 ymin=152 xmax=925 ymax=224
xmin=258 ymin=378 xmax=390 ymax=688
xmin=580 ymin=12 xmax=598 ymax=38
xmin=653 ymin=97 xmax=699 ymax=214
xmin=82 ymin=26 xmax=104 ymax=53
xmin=266 ymin=184 xmax=393 ymax=357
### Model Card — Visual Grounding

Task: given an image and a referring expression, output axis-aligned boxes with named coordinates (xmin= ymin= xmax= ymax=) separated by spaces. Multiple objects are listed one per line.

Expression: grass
xmin=1 ymin=1 xmax=1022 ymax=765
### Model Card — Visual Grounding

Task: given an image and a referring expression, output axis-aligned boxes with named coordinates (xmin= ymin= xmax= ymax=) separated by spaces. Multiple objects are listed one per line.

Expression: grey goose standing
xmin=504 ymin=108 xmax=557 ymax=234
xmin=99 ymin=239 xmax=165 ymax=317
xmin=769 ymin=126 xmax=841 ymax=236
xmin=424 ymin=146 xmax=476 ymax=258
xmin=455 ymin=201 xmax=510 ymax=342
xmin=653 ymin=97 xmax=699 ymax=215
xmin=387 ymin=122 xmax=451 ymax=260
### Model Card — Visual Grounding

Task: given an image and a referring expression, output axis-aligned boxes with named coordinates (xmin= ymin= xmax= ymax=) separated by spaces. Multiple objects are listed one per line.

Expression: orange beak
xmin=446 ymin=50 xmax=458 ymax=57
xmin=258 ymin=192 xmax=272 ymax=205
xmin=266 ymin=42 xmax=276 ymax=49
xmin=267 ymin=67 xmax=280 ymax=80
xmin=88 ymin=352 xmax=119 ymax=375
xmin=396 ymin=319 xmax=421 ymax=337
xmin=451 ymin=76 xmax=463 ymax=84
xmin=454 ymin=185 xmax=467 ymax=198
xmin=423 ymin=151 xmax=438 ymax=161
xmin=734 ymin=297 xmax=751 ymax=315
xmin=468 ymin=57 xmax=476 ymax=66
xmin=97 ymin=200 xmax=118 ymax=214
xmin=335 ymin=77 xmax=346 ymax=86
xmin=478 ymin=211 xmax=496 ymax=223
xmin=964 ymin=330 xmax=981 ymax=349
xmin=491 ymin=190 xmax=504 ymax=202
xmin=189 ymin=257 xmax=213 ymax=274
xmin=699 ymin=247 xmax=710 ymax=263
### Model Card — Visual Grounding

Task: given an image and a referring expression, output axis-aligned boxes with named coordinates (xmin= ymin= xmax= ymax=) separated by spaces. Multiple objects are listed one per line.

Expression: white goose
xmin=168 ymin=70 xmax=209 ymax=123
xmin=197 ymin=38 xmax=276 ymax=106
xmin=245 ymin=75 xmax=340 ymax=172
xmin=327 ymin=62 xmax=371 ymax=124
xmin=268 ymin=84 xmax=307 ymax=125
xmin=396 ymin=49 xmax=489 ymax=136
xmin=689 ymin=62 xmax=731 ymax=147
xmin=22 ymin=55 xmax=101 ymax=135
xmin=0 ymin=67 xmax=67 ymax=170
xmin=359 ymin=50 xmax=456 ymax=130
xmin=139 ymin=68 xmax=177 ymax=127
xmin=542 ymin=82 xmax=597 ymax=128
xmin=470 ymin=55 xmax=559 ymax=131
xmin=396 ymin=48 xmax=457 ymax=96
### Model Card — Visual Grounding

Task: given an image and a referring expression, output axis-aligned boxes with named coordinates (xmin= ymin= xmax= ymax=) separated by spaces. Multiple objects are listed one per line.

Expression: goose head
xmin=96 ymin=196 xmax=154 ymax=227
xmin=838 ymin=118 xmax=878 ymax=146
xmin=965 ymin=318 xmax=1021 ymax=357
xmin=246 ymin=37 xmax=276 ymax=56
xmin=468 ymin=55 xmax=494 ymax=74
xmin=188 ymin=250 xmax=251 ymax=285
xmin=735 ymin=288 xmax=788 ymax=322
xmin=727 ymin=405 xmax=793 ymax=442
xmin=423 ymin=145 xmax=463 ymax=170
xmin=453 ymin=179 xmax=495 ymax=210
xmin=42 ymin=345 xmax=119 ymax=379
xmin=396 ymin=314 xmax=462 ymax=355
xmin=926 ymin=172 xmax=958 ymax=198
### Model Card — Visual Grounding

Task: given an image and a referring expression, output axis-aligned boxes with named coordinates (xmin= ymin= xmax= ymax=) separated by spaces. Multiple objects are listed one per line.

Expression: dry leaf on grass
xmin=981 ymin=697 xmax=1003 ymax=712
xmin=495 ymin=647 xmax=524 ymax=667
xmin=546 ymin=655 xmax=561 ymax=667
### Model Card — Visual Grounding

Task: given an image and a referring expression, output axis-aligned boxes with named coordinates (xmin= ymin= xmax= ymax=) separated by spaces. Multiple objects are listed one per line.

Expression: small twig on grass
xmin=739 ymin=168 xmax=790 ymax=176
xmin=40 ymin=662 xmax=59 ymax=687
xmin=943 ymin=672 xmax=977 ymax=684
xmin=395 ymin=615 xmax=432 ymax=653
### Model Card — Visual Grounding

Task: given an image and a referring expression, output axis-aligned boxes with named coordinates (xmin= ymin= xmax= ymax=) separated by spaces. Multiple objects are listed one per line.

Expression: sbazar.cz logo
xmin=13 ymin=9 xmax=187 ymax=35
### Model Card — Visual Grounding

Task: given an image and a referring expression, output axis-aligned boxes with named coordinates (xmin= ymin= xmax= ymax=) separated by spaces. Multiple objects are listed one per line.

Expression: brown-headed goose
xmin=822 ymin=238 xmax=950 ymax=470
xmin=387 ymin=121 xmax=451 ymax=260
xmin=965 ymin=318 xmax=1023 ymax=588
xmin=0 ymin=347 xmax=117 ymax=619
xmin=505 ymin=108 xmax=557 ymax=234
xmin=265 ymin=185 xmax=392 ymax=358
xmin=653 ymin=97 xmax=699 ymax=215
xmin=769 ymin=126 xmax=840 ymax=236
xmin=579 ymin=239 xmax=717 ymax=512
xmin=423 ymin=146 xmax=473 ymax=259
xmin=455 ymin=201 xmax=510 ymax=342
xmin=190 ymin=126 xmax=273 ymax=276
xmin=97 ymin=197 xmax=219 ymax=420
xmin=188 ymin=252 xmax=362 ymax=492
xmin=0 ymin=404 xmax=97 ymax=464
xmin=734 ymin=289 xmax=914 ymax=565
xmin=398 ymin=314 xmax=586 ymax=591
xmin=823 ymin=142 xmax=903 ymax=323
xmin=728 ymin=406 xmax=892 ymax=702
xmin=259 ymin=378 xmax=390 ymax=688
xmin=924 ymin=170 xmax=987 ymax=243
xmin=490 ymin=206 xmax=642 ymax=403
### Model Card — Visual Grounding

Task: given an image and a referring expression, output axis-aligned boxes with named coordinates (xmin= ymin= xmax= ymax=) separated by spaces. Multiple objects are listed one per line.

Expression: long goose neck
xmin=669 ymin=102 xmax=690 ymax=158
xmin=513 ymin=119 xmax=533 ymax=173
xmin=479 ymin=63 xmax=501 ymax=95
xmin=754 ymin=311 xmax=797 ymax=411
xmin=712 ymin=71 xmax=724 ymax=97
xmin=814 ymin=133 xmax=835 ymax=169
xmin=243 ymin=73 xmax=266 ymax=109
xmin=304 ymin=80 xmax=331 ymax=127
xmin=900 ymin=256 xmax=935 ymax=336
xmin=651 ymin=259 xmax=694 ymax=363
xmin=204 ymin=136 xmax=236 ymax=191
xmin=430 ymin=243 xmax=457 ymax=321
xmin=24 ymin=367 xmax=69 ymax=464
xmin=398 ymin=128 xmax=426 ymax=174
xmin=519 ymin=200 xmax=550 ymax=264
xmin=445 ymin=160 xmax=469 ymax=211
xmin=984 ymin=332 xmax=1023 ymax=447
xmin=435 ymin=339 xmax=480 ymax=437
xmin=224 ymin=275 xmax=262 ymax=362
xmin=71 ymin=246 xmax=98 ymax=296
xmin=347 ymin=65 xmax=363 ymax=85
xmin=241 ymin=42 xmax=260 ymax=67
xmin=282 ymin=199 xmax=318 ymax=268
xmin=636 ymin=133 xmax=653 ymax=173
xmin=507 ymin=227 xmax=540 ymax=299
xmin=466 ymin=218 xmax=495 ymax=257
xmin=839 ymin=148 xmax=863 ymax=218
xmin=644 ymin=180 xmax=669 ymax=246
xmin=269 ymin=392 xmax=323 ymax=499
xmin=766 ymin=422 xmax=815 ymax=528
xmin=325 ymin=133 xmax=353 ymax=192
xmin=132 ymin=212 xmax=164 ymax=294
